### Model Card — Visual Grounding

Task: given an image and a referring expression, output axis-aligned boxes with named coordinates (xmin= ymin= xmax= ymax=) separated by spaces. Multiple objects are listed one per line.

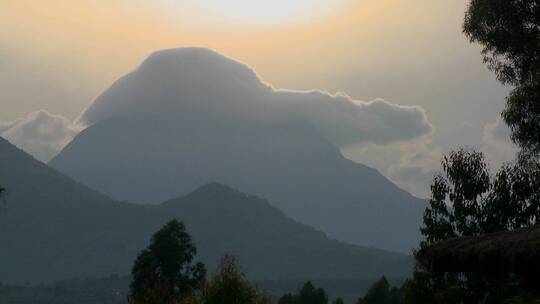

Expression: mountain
xmin=0 ymin=137 xmax=412 ymax=284
xmin=50 ymin=48 xmax=427 ymax=252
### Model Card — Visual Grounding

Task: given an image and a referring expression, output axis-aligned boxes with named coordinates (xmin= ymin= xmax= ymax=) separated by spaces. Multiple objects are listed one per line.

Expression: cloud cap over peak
xmin=78 ymin=47 xmax=433 ymax=147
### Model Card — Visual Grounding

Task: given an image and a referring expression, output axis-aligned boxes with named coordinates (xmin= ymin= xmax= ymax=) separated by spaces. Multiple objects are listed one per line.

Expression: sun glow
xmin=189 ymin=0 xmax=344 ymax=26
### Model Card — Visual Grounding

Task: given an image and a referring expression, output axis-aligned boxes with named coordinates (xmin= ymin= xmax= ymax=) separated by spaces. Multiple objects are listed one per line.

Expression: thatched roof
xmin=417 ymin=226 xmax=540 ymax=275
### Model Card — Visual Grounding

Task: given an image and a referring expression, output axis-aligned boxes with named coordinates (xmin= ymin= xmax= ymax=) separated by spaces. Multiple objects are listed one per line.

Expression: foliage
xmin=332 ymin=298 xmax=345 ymax=304
xmin=278 ymin=281 xmax=328 ymax=304
xmin=406 ymin=149 xmax=540 ymax=303
xmin=463 ymin=0 xmax=540 ymax=153
xmin=356 ymin=277 xmax=400 ymax=304
xmin=203 ymin=255 xmax=270 ymax=304
xmin=420 ymin=149 xmax=489 ymax=247
xmin=128 ymin=220 xmax=206 ymax=304
xmin=409 ymin=1 xmax=540 ymax=299
xmin=482 ymin=153 xmax=540 ymax=232
xmin=422 ymin=149 xmax=540 ymax=246
xmin=0 ymin=184 xmax=5 ymax=209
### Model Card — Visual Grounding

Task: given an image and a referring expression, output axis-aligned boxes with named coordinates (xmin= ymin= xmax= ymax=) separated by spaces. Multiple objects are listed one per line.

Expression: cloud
xmin=77 ymin=47 xmax=433 ymax=148
xmin=270 ymin=91 xmax=433 ymax=147
xmin=0 ymin=110 xmax=80 ymax=162
xmin=481 ymin=118 xmax=518 ymax=168
xmin=0 ymin=120 xmax=21 ymax=133
xmin=343 ymin=138 xmax=442 ymax=198
xmin=343 ymin=118 xmax=519 ymax=198
xmin=386 ymin=139 xmax=442 ymax=198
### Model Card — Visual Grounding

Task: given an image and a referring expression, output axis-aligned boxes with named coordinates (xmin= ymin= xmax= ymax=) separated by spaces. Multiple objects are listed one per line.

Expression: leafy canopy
xmin=129 ymin=220 xmax=206 ymax=304
xmin=405 ymin=149 xmax=540 ymax=304
xmin=203 ymin=255 xmax=269 ymax=304
xmin=357 ymin=277 xmax=400 ymax=304
xmin=404 ymin=1 xmax=540 ymax=302
xmin=464 ymin=0 xmax=540 ymax=153
xmin=278 ymin=281 xmax=328 ymax=304
xmin=422 ymin=149 xmax=540 ymax=249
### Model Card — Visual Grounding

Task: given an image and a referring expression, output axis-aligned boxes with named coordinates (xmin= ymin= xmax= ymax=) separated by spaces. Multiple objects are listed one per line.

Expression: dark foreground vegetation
xmin=126 ymin=220 xmax=406 ymax=304
xmin=400 ymin=0 xmax=540 ymax=303
xmin=0 ymin=277 xmax=409 ymax=304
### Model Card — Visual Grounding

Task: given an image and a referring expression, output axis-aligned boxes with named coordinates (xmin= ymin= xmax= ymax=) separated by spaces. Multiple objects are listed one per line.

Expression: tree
xmin=357 ymin=277 xmax=400 ymax=304
xmin=277 ymin=293 xmax=297 ymax=304
xmin=422 ymin=149 xmax=540 ymax=243
xmin=278 ymin=282 xmax=328 ymax=304
xmin=404 ymin=149 xmax=539 ymax=303
xmin=421 ymin=149 xmax=490 ymax=247
xmin=404 ymin=2 xmax=540 ymax=302
xmin=483 ymin=154 xmax=540 ymax=231
xmin=297 ymin=282 xmax=328 ymax=304
xmin=128 ymin=220 xmax=206 ymax=304
xmin=0 ymin=184 xmax=5 ymax=210
xmin=463 ymin=0 xmax=540 ymax=153
xmin=203 ymin=255 xmax=269 ymax=304
xmin=332 ymin=298 xmax=344 ymax=304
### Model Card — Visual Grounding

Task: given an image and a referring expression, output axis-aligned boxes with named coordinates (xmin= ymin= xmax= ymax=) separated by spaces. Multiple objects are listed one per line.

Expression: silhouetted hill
xmin=50 ymin=48 xmax=426 ymax=252
xmin=0 ymin=137 xmax=412 ymax=284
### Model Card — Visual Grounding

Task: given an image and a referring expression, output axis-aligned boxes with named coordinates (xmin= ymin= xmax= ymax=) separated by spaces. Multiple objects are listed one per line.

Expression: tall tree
xmin=357 ymin=277 xmax=400 ymax=304
xmin=464 ymin=0 xmax=540 ymax=153
xmin=415 ymin=149 xmax=495 ymax=304
xmin=0 ymin=184 xmax=5 ymax=209
xmin=404 ymin=149 xmax=539 ymax=303
xmin=421 ymin=149 xmax=490 ymax=247
xmin=128 ymin=220 xmax=206 ymax=304
xmin=404 ymin=1 xmax=540 ymax=302
xmin=332 ymin=298 xmax=345 ymax=304
xmin=278 ymin=282 xmax=328 ymax=304
xmin=203 ymin=255 xmax=269 ymax=304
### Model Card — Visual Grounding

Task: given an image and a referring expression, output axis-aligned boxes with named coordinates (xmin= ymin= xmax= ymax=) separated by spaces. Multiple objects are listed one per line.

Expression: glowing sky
xmin=185 ymin=0 xmax=343 ymax=25
xmin=0 ymin=0 xmax=514 ymax=196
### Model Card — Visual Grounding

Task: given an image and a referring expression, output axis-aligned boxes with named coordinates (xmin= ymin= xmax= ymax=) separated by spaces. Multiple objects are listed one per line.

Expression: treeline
xmin=0 ymin=277 xmax=404 ymax=304
xmin=0 ymin=219 xmax=403 ymax=304
xmin=400 ymin=0 xmax=540 ymax=302
xmin=0 ymin=276 xmax=128 ymax=304
xmin=279 ymin=277 xmax=403 ymax=304
xmin=127 ymin=219 xmax=405 ymax=304
xmin=0 ymin=277 xmax=403 ymax=304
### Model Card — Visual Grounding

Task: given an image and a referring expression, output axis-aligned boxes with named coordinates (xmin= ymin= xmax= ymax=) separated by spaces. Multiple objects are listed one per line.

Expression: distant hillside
xmin=0 ymin=137 xmax=412 ymax=284
xmin=50 ymin=48 xmax=426 ymax=252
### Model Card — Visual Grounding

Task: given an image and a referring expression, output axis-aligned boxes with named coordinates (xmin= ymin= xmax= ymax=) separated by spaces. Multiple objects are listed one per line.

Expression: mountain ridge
xmin=49 ymin=48 xmax=428 ymax=251
xmin=51 ymin=116 xmax=426 ymax=252
xmin=0 ymin=137 xmax=412 ymax=284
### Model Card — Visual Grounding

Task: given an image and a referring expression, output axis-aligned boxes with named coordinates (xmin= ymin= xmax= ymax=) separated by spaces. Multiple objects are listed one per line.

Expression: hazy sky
xmin=0 ymin=0 xmax=516 ymax=196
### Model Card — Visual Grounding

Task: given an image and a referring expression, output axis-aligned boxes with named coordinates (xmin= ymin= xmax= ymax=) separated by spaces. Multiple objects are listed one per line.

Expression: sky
xmin=0 ymin=0 xmax=517 ymax=197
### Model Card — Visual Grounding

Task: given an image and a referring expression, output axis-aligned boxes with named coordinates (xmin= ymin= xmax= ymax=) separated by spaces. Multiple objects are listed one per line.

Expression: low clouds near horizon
xmin=344 ymin=117 xmax=518 ymax=198
xmin=0 ymin=110 xmax=79 ymax=163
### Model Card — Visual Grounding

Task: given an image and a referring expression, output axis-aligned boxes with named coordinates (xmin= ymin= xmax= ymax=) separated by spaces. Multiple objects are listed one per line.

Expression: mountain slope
xmin=52 ymin=119 xmax=425 ymax=252
xmin=50 ymin=48 xmax=427 ymax=252
xmin=0 ymin=137 xmax=412 ymax=284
